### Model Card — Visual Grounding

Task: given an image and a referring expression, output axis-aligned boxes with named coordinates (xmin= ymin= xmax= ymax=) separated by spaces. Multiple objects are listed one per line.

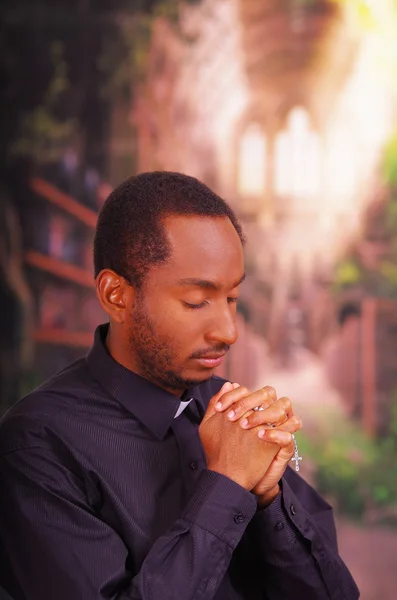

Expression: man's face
xmin=126 ymin=215 xmax=245 ymax=395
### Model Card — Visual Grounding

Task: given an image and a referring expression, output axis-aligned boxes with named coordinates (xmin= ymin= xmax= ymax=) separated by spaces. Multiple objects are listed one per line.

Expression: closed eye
xmin=183 ymin=298 xmax=239 ymax=309
xmin=183 ymin=301 xmax=207 ymax=309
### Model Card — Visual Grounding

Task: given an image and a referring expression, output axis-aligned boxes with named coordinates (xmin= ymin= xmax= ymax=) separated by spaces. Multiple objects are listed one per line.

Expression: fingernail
xmin=215 ymin=402 xmax=222 ymax=411
xmin=241 ymin=418 xmax=248 ymax=428
xmin=227 ymin=410 xmax=235 ymax=419
xmin=222 ymin=382 xmax=233 ymax=391
xmin=258 ymin=429 xmax=266 ymax=438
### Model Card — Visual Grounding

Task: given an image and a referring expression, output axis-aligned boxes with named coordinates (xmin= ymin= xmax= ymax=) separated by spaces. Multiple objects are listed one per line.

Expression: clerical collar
xmin=174 ymin=398 xmax=193 ymax=419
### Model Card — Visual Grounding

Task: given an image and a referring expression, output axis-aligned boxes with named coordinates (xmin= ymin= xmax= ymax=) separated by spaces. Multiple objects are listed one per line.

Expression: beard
xmin=128 ymin=300 xmax=208 ymax=393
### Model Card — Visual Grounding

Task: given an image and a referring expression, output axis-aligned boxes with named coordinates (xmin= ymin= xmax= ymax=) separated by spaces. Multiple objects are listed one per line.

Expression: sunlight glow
xmin=275 ymin=108 xmax=321 ymax=201
xmin=238 ymin=123 xmax=267 ymax=197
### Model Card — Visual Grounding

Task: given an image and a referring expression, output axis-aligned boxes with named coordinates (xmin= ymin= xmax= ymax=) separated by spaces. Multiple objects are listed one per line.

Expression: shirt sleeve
xmin=0 ymin=447 xmax=257 ymax=600
xmin=248 ymin=467 xmax=360 ymax=600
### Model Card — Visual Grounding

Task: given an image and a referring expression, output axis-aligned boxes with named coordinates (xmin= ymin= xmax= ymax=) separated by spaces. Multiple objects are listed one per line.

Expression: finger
xmin=240 ymin=396 xmax=293 ymax=428
xmin=224 ymin=386 xmax=278 ymax=421
xmin=256 ymin=444 xmax=295 ymax=486
xmin=259 ymin=386 xmax=277 ymax=407
xmin=258 ymin=428 xmax=295 ymax=451
xmin=240 ymin=397 xmax=293 ymax=428
xmin=275 ymin=415 xmax=302 ymax=434
xmin=253 ymin=415 xmax=302 ymax=441
xmin=214 ymin=385 xmax=250 ymax=412
xmin=215 ymin=385 xmax=276 ymax=414
xmin=202 ymin=381 xmax=234 ymax=422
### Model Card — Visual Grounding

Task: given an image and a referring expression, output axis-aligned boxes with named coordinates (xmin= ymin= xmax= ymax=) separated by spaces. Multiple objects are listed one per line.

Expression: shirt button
xmin=275 ymin=522 xmax=284 ymax=531
xmin=290 ymin=504 xmax=296 ymax=515
xmin=189 ymin=461 xmax=197 ymax=471
xmin=234 ymin=513 xmax=244 ymax=524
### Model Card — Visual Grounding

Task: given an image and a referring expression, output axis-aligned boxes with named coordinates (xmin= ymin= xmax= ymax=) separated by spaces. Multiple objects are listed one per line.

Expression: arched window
xmin=237 ymin=123 xmax=267 ymax=197
xmin=275 ymin=107 xmax=321 ymax=200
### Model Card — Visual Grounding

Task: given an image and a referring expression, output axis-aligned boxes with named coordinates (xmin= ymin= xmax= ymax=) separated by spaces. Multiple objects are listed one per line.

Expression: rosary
xmin=253 ymin=406 xmax=303 ymax=472
xmin=291 ymin=434 xmax=302 ymax=472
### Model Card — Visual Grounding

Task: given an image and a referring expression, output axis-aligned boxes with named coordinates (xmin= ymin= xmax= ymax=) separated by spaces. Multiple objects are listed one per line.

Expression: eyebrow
xmin=176 ymin=272 xmax=246 ymax=291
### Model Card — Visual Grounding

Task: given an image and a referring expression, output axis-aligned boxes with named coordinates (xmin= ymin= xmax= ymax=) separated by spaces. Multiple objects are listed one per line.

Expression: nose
xmin=205 ymin=303 xmax=238 ymax=347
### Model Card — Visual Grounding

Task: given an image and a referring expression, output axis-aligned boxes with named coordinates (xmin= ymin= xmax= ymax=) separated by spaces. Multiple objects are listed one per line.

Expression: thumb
xmin=202 ymin=381 xmax=234 ymax=422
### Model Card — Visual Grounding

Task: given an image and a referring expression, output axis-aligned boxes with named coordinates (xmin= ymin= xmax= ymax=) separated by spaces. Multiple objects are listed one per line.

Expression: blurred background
xmin=1 ymin=0 xmax=397 ymax=598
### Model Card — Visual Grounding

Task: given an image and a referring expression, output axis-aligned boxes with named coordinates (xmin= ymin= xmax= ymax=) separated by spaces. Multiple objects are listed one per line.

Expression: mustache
xmin=190 ymin=345 xmax=230 ymax=359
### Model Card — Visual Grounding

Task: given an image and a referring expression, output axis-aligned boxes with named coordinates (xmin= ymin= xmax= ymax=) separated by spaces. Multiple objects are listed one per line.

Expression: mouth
xmin=192 ymin=353 xmax=226 ymax=369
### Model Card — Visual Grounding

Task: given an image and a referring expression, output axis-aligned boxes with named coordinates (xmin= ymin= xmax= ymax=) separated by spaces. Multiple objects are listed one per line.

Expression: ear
xmin=95 ymin=269 xmax=135 ymax=324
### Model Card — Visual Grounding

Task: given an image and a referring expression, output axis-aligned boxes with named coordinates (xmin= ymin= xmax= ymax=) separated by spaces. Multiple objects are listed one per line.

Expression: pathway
xmin=259 ymin=349 xmax=397 ymax=600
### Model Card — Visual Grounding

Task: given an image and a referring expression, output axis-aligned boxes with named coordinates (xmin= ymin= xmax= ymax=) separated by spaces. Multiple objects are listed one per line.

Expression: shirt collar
xmin=86 ymin=324 xmax=203 ymax=440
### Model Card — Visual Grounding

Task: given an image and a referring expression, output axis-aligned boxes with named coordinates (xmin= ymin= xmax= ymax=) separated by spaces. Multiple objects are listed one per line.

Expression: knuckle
xmin=264 ymin=386 xmax=277 ymax=399
xmin=280 ymin=397 xmax=293 ymax=416
xmin=259 ymin=390 xmax=270 ymax=407
xmin=236 ymin=388 xmax=248 ymax=407
xmin=278 ymin=434 xmax=292 ymax=448
xmin=237 ymin=397 xmax=247 ymax=412
xmin=250 ymin=411 xmax=262 ymax=425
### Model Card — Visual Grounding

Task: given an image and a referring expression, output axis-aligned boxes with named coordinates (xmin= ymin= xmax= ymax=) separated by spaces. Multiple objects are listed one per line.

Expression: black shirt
xmin=0 ymin=324 xmax=359 ymax=599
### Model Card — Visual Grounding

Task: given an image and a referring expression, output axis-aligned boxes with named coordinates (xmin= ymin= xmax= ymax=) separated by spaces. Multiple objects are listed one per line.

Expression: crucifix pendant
xmin=291 ymin=434 xmax=302 ymax=472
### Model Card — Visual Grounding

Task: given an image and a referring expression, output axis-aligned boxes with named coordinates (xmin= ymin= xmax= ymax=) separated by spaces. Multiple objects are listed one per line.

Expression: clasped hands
xmin=199 ymin=382 xmax=302 ymax=507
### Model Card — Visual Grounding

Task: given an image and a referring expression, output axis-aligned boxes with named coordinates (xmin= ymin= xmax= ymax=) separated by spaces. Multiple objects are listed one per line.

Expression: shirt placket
xmin=171 ymin=400 xmax=207 ymax=498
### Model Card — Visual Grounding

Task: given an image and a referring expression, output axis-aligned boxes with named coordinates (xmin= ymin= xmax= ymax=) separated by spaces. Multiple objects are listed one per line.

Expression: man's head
xmin=94 ymin=171 xmax=245 ymax=395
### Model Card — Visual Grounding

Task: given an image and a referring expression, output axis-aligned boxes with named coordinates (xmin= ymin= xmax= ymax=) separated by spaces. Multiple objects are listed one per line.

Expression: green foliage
xmin=385 ymin=197 xmax=397 ymax=229
xmin=302 ymin=398 xmax=397 ymax=521
xmin=313 ymin=428 xmax=373 ymax=516
xmin=333 ymin=129 xmax=397 ymax=300
xmin=10 ymin=41 xmax=76 ymax=163
xmin=368 ymin=399 xmax=397 ymax=509
xmin=99 ymin=0 xmax=200 ymax=98
xmin=379 ymin=260 xmax=397 ymax=288
xmin=11 ymin=107 xmax=76 ymax=163
xmin=99 ymin=0 xmax=180 ymax=98
xmin=333 ymin=254 xmax=397 ymax=300
xmin=44 ymin=42 xmax=70 ymax=104
xmin=333 ymin=259 xmax=362 ymax=290
xmin=293 ymin=0 xmax=319 ymax=7
xmin=99 ymin=14 xmax=152 ymax=98
xmin=383 ymin=133 xmax=397 ymax=188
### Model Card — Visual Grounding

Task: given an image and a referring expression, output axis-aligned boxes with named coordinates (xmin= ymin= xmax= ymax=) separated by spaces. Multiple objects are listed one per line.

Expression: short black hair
xmin=94 ymin=171 xmax=245 ymax=286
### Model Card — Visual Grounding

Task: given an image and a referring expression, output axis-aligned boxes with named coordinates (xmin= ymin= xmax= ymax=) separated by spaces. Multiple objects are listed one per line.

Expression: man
xmin=0 ymin=172 xmax=359 ymax=599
